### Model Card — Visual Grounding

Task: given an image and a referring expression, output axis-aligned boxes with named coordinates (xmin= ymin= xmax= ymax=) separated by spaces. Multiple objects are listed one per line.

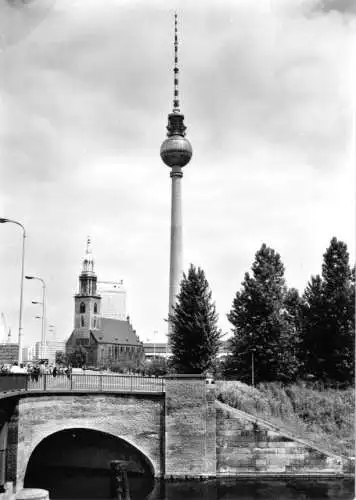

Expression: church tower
xmin=160 ymin=14 xmax=193 ymax=332
xmin=74 ymin=237 xmax=101 ymax=335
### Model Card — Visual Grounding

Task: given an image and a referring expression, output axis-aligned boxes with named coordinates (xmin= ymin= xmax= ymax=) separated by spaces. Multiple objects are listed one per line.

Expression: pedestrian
xmin=53 ymin=366 xmax=57 ymax=378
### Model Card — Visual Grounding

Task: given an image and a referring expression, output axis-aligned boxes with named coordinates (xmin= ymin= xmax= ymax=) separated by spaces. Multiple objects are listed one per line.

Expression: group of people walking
xmin=29 ymin=365 xmax=72 ymax=381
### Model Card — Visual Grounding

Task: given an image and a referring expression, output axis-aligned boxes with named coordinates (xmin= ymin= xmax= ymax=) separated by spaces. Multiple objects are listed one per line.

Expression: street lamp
xmin=26 ymin=276 xmax=46 ymax=360
xmin=0 ymin=218 xmax=26 ymax=364
xmin=251 ymin=348 xmax=256 ymax=387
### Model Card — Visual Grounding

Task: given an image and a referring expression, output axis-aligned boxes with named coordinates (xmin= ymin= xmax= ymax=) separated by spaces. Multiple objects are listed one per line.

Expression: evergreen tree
xmin=225 ymin=244 xmax=300 ymax=383
xmin=300 ymin=275 xmax=325 ymax=378
xmin=169 ymin=264 xmax=221 ymax=374
xmin=302 ymin=238 xmax=354 ymax=384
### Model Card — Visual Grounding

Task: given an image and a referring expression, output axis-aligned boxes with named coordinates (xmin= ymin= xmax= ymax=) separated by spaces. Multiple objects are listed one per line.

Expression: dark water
xmin=150 ymin=478 xmax=354 ymax=499
xmin=28 ymin=468 xmax=354 ymax=500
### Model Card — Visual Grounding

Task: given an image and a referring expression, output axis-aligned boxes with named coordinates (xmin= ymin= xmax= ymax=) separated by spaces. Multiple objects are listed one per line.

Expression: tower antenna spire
xmin=173 ymin=12 xmax=180 ymax=113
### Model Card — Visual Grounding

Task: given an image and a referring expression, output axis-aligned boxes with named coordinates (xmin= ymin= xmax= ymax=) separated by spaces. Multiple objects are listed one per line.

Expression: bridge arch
xmin=23 ymin=427 xmax=155 ymax=498
xmin=16 ymin=394 xmax=164 ymax=489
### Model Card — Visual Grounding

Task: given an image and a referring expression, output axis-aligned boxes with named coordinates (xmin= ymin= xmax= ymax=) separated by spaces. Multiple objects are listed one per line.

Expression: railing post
xmin=70 ymin=375 xmax=73 ymax=391
xmin=43 ymin=374 xmax=47 ymax=391
xmin=130 ymin=376 xmax=133 ymax=392
xmin=25 ymin=374 xmax=28 ymax=392
xmin=100 ymin=374 xmax=103 ymax=392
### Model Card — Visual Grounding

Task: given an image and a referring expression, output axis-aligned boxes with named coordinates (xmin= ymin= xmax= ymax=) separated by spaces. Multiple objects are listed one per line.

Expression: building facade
xmin=143 ymin=342 xmax=170 ymax=359
xmin=66 ymin=240 xmax=144 ymax=370
xmin=97 ymin=280 xmax=127 ymax=320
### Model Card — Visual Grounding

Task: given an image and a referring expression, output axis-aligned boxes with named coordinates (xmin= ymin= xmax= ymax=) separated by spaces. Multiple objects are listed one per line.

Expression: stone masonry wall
xmin=165 ymin=375 xmax=216 ymax=477
xmin=16 ymin=393 xmax=164 ymax=490
xmin=216 ymin=401 xmax=344 ymax=475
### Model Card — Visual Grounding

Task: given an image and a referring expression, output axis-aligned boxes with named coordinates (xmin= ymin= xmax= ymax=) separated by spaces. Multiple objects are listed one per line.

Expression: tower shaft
xmin=168 ymin=170 xmax=183 ymax=320
xmin=160 ymin=14 xmax=192 ymax=336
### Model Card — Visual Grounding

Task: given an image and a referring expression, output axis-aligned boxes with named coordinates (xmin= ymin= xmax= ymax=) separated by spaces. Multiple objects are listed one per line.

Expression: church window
xmin=80 ymin=302 xmax=85 ymax=314
xmin=81 ymin=316 xmax=85 ymax=327
xmin=94 ymin=303 xmax=98 ymax=314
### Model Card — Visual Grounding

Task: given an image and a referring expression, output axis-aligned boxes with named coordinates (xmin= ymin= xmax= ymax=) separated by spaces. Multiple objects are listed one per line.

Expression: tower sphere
xmin=160 ymin=135 xmax=192 ymax=168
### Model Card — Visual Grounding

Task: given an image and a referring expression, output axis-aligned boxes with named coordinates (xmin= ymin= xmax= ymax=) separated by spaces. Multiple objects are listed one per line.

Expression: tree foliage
xmin=301 ymin=237 xmax=354 ymax=384
xmin=55 ymin=351 xmax=68 ymax=366
xmin=169 ymin=264 xmax=221 ymax=374
xmin=67 ymin=346 xmax=87 ymax=368
xmin=143 ymin=357 xmax=170 ymax=377
xmin=225 ymin=244 xmax=301 ymax=383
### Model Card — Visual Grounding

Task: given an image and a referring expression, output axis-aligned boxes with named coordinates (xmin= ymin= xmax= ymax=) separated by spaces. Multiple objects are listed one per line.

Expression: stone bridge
xmin=0 ymin=374 xmax=349 ymax=498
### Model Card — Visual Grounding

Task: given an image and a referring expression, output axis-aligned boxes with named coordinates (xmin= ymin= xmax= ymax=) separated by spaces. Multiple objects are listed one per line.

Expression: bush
xmin=142 ymin=357 xmax=169 ymax=377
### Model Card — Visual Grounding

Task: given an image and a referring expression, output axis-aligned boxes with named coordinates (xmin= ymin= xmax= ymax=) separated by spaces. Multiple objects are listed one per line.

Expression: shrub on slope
xmin=216 ymin=380 xmax=354 ymax=457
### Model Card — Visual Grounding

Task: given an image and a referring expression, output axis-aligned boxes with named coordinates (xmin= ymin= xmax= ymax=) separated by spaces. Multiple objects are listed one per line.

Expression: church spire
xmin=86 ymin=236 xmax=92 ymax=255
xmin=78 ymin=237 xmax=98 ymax=296
xmin=82 ymin=236 xmax=94 ymax=275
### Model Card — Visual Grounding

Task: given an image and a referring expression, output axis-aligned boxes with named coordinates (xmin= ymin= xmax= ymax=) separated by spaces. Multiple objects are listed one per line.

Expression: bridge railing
xmin=26 ymin=373 xmax=165 ymax=393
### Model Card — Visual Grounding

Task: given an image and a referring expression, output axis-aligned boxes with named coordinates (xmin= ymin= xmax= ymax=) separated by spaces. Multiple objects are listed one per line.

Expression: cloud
xmin=316 ymin=0 xmax=356 ymax=15
xmin=0 ymin=0 xmax=354 ymax=344
xmin=0 ymin=0 xmax=56 ymax=49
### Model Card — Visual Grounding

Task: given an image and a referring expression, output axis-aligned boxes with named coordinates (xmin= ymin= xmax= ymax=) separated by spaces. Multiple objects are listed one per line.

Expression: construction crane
xmin=1 ymin=313 xmax=12 ymax=343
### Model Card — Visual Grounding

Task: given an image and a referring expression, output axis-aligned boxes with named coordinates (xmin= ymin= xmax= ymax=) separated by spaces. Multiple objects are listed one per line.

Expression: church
xmin=65 ymin=240 xmax=145 ymax=371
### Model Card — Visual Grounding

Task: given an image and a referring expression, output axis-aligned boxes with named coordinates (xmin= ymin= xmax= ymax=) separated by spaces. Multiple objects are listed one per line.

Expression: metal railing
xmin=0 ymin=373 xmax=165 ymax=395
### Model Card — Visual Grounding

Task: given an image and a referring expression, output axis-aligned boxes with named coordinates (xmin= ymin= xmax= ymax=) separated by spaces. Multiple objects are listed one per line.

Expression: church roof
xmin=92 ymin=318 xmax=141 ymax=346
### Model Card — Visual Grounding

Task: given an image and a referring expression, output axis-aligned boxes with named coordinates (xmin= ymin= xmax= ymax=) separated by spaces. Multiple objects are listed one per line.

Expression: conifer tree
xmin=302 ymin=238 xmax=354 ymax=384
xmin=225 ymin=244 xmax=300 ymax=383
xmin=300 ymin=274 xmax=324 ymax=378
xmin=169 ymin=264 xmax=221 ymax=374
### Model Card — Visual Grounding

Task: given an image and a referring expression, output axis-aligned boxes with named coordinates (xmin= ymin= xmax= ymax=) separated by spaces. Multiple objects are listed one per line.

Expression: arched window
xmin=93 ymin=318 xmax=96 ymax=328
xmin=80 ymin=302 xmax=85 ymax=314
xmin=81 ymin=316 xmax=85 ymax=327
xmin=94 ymin=303 xmax=98 ymax=314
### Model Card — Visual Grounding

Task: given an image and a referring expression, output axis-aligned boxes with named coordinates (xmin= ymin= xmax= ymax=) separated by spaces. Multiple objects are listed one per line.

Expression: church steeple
xmin=79 ymin=236 xmax=98 ymax=296
xmin=82 ymin=236 xmax=95 ymax=275
xmin=74 ymin=238 xmax=101 ymax=331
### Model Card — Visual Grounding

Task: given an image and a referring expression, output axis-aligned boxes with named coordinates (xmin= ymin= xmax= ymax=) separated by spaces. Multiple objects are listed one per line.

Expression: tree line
xmin=169 ymin=237 xmax=354 ymax=386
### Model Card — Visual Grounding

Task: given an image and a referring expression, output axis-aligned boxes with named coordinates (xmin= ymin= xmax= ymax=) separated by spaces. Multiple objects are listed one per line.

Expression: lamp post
xmin=251 ymin=349 xmax=256 ymax=387
xmin=26 ymin=276 xmax=46 ymax=360
xmin=0 ymin=218 xmax=26 ymax=364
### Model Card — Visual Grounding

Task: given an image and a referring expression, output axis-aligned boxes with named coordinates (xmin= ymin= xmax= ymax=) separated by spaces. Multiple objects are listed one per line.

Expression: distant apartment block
xmin=143 ymin=342 xmax=171 ymax=359
xmin=31 ymin=340 xmax=66 ymax=363
xmin=97 ymin=280 xmax=127 ymax=321
xmin=22 ymin=346 xmax=35 ymax=363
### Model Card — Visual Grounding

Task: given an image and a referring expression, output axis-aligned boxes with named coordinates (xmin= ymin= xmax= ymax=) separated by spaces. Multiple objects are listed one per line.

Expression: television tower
xmin=160 ymin=13 xmax=193 ymax=331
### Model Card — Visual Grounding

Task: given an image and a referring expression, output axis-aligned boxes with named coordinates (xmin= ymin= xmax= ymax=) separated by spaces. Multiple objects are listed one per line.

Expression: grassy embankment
xmin=215 ymin=380 xmax=354 ymax=458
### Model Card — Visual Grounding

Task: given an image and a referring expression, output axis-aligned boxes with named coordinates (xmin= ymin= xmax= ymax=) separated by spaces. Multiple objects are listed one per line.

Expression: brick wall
xmin=15 ymin=393 xmax=164 ymax=490
xmin=164 ymin=375 xmax=216 ymax=477
xmin=216 ymin=401 xmax=344 ymax=475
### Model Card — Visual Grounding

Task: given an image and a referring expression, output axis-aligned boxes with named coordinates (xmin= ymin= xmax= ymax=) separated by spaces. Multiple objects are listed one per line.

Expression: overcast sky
xmin=0 ymin=0 xmax=355 ymax=347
